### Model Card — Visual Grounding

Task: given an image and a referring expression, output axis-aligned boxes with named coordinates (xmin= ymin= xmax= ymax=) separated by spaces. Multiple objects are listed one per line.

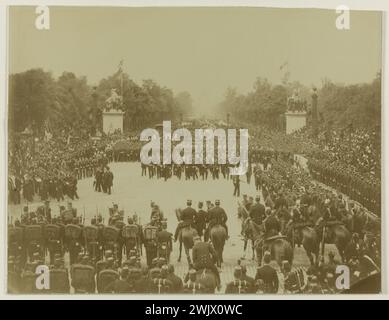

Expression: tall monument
xmin=311 ymin=87 xmax=319 ymax=137
xmin=102 ymin=88 xmax=125 ymax=134
xmin=285 ymin=90 xmax=307 ymax=134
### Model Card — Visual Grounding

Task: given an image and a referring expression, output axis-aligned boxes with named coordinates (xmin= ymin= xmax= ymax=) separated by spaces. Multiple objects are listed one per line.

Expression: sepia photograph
xmin=6 ymin=5 xmax=382 ymax=295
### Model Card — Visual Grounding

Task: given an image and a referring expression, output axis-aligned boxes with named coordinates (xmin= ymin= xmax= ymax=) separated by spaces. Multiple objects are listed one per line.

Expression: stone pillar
xmin=285 ymin=112 xmax=307 ymax=134
xmin=102 ymin=110 xmax=124 ymax=134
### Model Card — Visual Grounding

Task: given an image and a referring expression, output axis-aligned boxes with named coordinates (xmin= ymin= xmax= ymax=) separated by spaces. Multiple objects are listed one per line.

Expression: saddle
xmin=264 ymin=234 xmax=287 ymax=243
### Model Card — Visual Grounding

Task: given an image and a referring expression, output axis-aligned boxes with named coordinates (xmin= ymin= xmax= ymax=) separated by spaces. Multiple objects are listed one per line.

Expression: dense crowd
xmin=8 ymin=129 xmax=142 ymax=205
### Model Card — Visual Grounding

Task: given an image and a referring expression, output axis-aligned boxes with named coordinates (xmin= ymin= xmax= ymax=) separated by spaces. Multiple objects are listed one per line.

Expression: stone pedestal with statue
xmin=285 ymin=112 xmax=307 ymax=134
xmin=285 ymin=90 xmax=307 ymax=135
xmin=102 ymin=88 xmax=125 ymax=135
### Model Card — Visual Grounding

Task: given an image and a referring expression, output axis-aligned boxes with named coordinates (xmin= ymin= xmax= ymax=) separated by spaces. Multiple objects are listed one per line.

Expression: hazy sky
xmin=9 ymin=6 xmax=382 ymax=114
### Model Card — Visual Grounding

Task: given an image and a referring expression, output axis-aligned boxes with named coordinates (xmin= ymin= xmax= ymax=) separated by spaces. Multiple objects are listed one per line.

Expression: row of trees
xmin=8 ymin=68 xmax=193 ymax=135
xmin=218 ymin=72 xmax=381 ymax=130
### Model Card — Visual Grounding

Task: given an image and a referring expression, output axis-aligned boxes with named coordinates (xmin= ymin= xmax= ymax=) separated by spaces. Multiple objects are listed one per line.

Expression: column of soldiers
xmin=8 ymin=199 xmax=224 ymax=294
xmin=142 ymin=163 xmax=233 ymax=182
xmin=308 ymin=158 xmax=380 ymax=217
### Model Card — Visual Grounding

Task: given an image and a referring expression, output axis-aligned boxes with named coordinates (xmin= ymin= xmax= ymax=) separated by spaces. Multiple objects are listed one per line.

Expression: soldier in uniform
xmin=241 ymin=264 xmax=256 ymax=293
xmin=205 ymin=200 xmax=228 ymax=241
xmin=150 ymin=202 xmax=164 ymax=223
xmin=104 ymin=166 xmax=114 ymax=195
xmin=150 ymin=265 xmax=173 ymax=294
xmin=174 ymin=200 xmax=196 ymax=242
xmin=143 ymin=216 xmax=159 ymax=267
xmin=183 ymin=269 xmax=205 ymax=294
xmin=194 ymin=202 xmax=207 ymax=239
xmin=39 ymin=200 xmax=52 ymax=223
xmin=104 ymin=267 xmax=133 ymax=293
xmin=344 ymin=233 xmax=362 ymax=263
xmin=192 ymin=235 xmax=220 ymax=290
xmin=249 ymin=195 xmax=266 ymax=226
xmin=95 ymin=166 xmax=103 ymax=192
xmin=233 ymin=175 xmax=240 ymax=197
xmin=225 ymin=266 xmax=251 ymax=294
xmin=166 ymin=264 xmax=183 ymax=293
xmin=156 ymin=220 xmax=173 ymax=262
xmin=254 ymin=164 xmax=262 ymax=191
xmin=255 ymin=251 xmax=279 ymax=293
xmin=264 ymin=209 xmax=281 ymax=239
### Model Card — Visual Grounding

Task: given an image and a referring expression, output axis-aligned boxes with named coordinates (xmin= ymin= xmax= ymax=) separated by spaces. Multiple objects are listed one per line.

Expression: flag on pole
xmin=117 ymin=59 xmax=124 ymax=102
xmin=118 ymin=59 xmax=124 ymax=73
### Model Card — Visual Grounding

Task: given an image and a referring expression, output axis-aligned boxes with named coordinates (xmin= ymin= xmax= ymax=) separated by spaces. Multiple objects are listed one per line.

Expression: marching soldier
xmin=156 ymin=220 xmax=173 ymax=262
xmin=143 ymin=216 xmax=159 ymax=267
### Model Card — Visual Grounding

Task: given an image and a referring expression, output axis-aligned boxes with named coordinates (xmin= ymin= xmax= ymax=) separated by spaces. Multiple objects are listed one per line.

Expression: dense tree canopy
xmin=8 ymin=69 xmax=193 ymax=135
xmin=218 ymin=73 xmax=381 ymax=131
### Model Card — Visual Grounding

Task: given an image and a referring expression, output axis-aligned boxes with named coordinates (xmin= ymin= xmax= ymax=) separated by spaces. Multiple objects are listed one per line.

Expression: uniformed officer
xmin=194 ymin=202 xmax=207 ymax=238
xmin=264 ymin=209 xmax=281 ymax=239
xmin=156 ymin=221 xmax=173 ymax=262
xmin=206 ymin=200 xmax=228 ymax=240
xmin=192 ymin=235 xmax=220 ymax=290
xmin=174 ymin=200 xmax=196 ymax=241
xmin=255 ymin=251 xmax=279 ymax=293
xmin=249 ymin=195 xmax=266 ymax=225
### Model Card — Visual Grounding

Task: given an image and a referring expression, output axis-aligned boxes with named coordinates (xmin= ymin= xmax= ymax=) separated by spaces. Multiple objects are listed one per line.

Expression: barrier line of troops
xmin=8 ymin=199 xmax=243 ymax=294
xmin=8 ymin=189 xmax=381 ymax=295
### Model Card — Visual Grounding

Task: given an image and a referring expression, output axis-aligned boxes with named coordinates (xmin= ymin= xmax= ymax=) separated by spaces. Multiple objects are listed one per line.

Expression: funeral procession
xmin=7 ymin=7 xmax=381 ymax=295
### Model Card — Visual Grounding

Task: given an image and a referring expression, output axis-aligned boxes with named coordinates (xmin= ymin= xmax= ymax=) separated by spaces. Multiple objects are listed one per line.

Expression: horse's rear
xmin=181 ymin=227 xmax=196 ymax=249
xmin=210 ymin=225 xmax=227 ymax=267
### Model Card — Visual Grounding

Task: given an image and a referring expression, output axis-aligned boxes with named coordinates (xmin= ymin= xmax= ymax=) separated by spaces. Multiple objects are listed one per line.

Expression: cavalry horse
xmin=237 ymin=203 xmax=255 ymax=260
xmin=247 ymin=219 xmax=293 ymax=267
xmin=210 ymin=224 xmax=227 ymax=268
xmin=175 ymin=209 xmax=198 ymax=264
xmin=309 ymin=202 xmax=351 ymax=262
xmin=320 ymin=222 xmax=351 ymax=262
xmin=286 ymin=222 xmax=320 ymax=266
